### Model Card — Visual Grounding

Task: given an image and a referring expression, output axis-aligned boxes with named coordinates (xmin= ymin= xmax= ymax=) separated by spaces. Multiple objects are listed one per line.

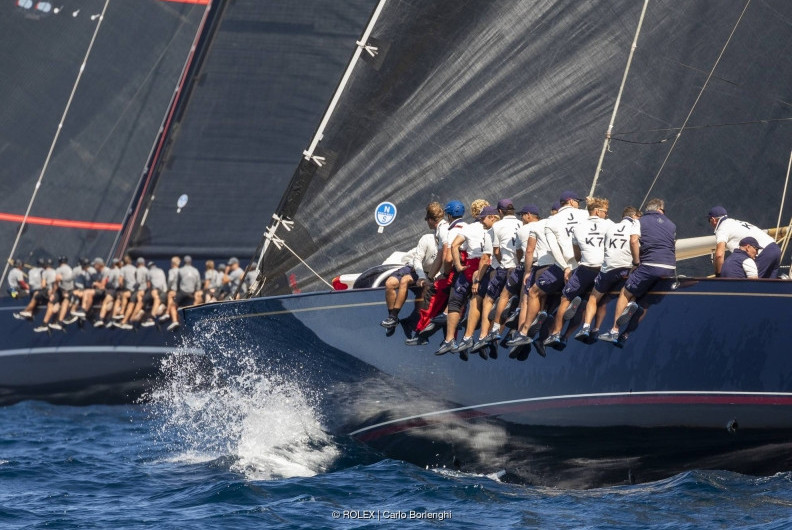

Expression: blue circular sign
xmin=374 ymin=201 xmax=397 ymax=227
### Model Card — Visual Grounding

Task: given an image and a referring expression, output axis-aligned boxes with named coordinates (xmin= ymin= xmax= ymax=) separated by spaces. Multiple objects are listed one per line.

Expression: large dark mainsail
xmin=123 ymin=0 xmax=380 ymax=261
xmin=254 ymin=0 xmax=792 ymax=296
xmin=0 ymin=0 xmax=206 ymax=264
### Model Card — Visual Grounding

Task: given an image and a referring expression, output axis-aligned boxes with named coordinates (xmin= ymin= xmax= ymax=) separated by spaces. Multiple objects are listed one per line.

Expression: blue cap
xmin=708 ymin=206 xmax=727 ymax=218
xmin=477 ymin=205 xmax=500 ymax=220
xmin=497 ymin=198 xmax=514 ymax=210
xmin=444 ymin=200 xmax=465 ymax=218
xmin=551 ymin=201 xmax=561 ymax=212
xmin=739 ymin=236 xmax=762 ymax=249
xmin=559 ymin=191 xmax=582 ymax=203
xmin=518 ymin=204 xmax=540 ymax=216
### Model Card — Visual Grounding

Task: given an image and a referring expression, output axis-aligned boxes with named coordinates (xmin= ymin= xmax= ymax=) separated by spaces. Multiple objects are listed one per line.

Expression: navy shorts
xmin=562 ymin=265 xmax=599 ymax=301
xmin=756 ymin=242 xmax=781 ymax=278
xmin=448 ymin=272 xmax=472 ymax=313
xmin=475 ymin=267 xmax=494 ymax=297
xmin=593 ymin=267 xmax=630 ymax=294
xmin=389 ymin=265 xmax=418 ymax=283
xmin=505 ymin=265 xmax=525 ymax=296
xmin=535 ymin=264 xmax=566 ymax=295
xmin=523 ymin=265 xmax=549 ymax=295
xmin=485 ymin=267 xmax=509 ymax=299
xmin=624 ymin=264 xmax=673 ymax=298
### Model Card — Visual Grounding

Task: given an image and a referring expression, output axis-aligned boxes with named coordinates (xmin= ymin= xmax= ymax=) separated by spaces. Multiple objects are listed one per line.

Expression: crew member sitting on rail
xmin=7 ymin=260 xmax=29 ymax=299
xmin=599 ymin=198 xmax=676 ymax=344
xmin=381 ymin=203 xmax=440 ymax=330
xmin=574 ymin=206 xmax=641 ymax=344
xmin=434 ymin=199 xmax=491 ymax=359
xmin=14 ymin=258 xmax=46 ymax=321
xmin=720 ymin=236 xmax=761 ymax=279
xmin=544 ymin=197 xmax=613 ymax=349
xmin=407 ymin=201 xmax=466 ymax=345
xmin=473 ymin=199 xmax=522 ymax=354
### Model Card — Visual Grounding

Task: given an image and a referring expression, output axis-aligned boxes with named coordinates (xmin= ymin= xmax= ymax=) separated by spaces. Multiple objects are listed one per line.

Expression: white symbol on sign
xmin=374 ymin=202 xmax=397 ymax=233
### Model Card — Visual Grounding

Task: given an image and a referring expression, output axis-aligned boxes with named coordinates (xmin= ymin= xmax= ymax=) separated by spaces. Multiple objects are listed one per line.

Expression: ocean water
xmin=2 ymin=373 xmax=792 ymax=529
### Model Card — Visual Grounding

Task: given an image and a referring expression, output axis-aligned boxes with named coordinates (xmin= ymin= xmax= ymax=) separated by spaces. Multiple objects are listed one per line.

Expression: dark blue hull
xmin=0 ymin=298 xmax=196 ymax=405
xmin=183 ymin=278 xmax=792 ymax=486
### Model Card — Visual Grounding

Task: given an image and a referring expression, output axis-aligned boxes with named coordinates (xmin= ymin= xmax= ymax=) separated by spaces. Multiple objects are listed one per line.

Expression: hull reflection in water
xmin=183 ymin=278 xmax=792 ymax=487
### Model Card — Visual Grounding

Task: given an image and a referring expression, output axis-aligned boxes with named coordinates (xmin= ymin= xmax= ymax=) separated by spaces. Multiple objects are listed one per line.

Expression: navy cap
xmin=739 ymin=236 xmax=762 ymax=249
xmin=477 ymin=205 xmax=499 ymax=220
xmin=559 ymin=191 xmax=582 ymax=203
xmin=497 ymin=198 xmax=514 ymax=210
xmin=708 ymin=206 xmax=727 ymax=218
xmin=444 ymin=200 xmax=465 ymax=217
xmin=551 ymin=201 xmax=561 ymax=212
xmin=517 ymin=204 xmax=540 ymax=216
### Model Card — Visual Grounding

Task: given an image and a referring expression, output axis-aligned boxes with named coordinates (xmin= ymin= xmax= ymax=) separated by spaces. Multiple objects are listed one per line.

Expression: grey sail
xmin=122 ymin=0 xmax=381 ymax=261
xmin=254 ymin=0 xmax=792 ymax=296
xmin=0 ymin=0 xmax=206 ymax=264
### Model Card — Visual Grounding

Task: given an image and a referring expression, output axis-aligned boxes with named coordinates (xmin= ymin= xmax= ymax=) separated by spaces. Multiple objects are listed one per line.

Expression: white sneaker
xmin=166 ymin=321 xmax=180 ymax=332
xmin=71 ymin=310 xmax=86 ymax=318
xmin=93 ymin=320 xmax=105 ymax=328
xmin=48 ymin=322 xmax=63 ymax=331
xmin=120 ymin=323 xmax=133 ymax=330
xmin=158 ymin=314 xmax=171 ymax=322
xmin=19 ymin=311 xmax=33 ymax=319
xmin=33 ymin=325 xmax=48 ymax=333
xmin=140 ymin=319 xmax=155 ymax=328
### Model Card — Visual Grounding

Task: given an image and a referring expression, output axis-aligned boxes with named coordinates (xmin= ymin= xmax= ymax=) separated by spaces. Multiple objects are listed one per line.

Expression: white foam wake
xmin=149 ymin=328 xmax=339 ymax=480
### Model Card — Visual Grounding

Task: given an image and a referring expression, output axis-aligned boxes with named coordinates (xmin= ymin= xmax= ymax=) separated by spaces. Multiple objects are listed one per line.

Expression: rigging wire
xmin=0 ymin=0 xmax=111 ymax=289
xmin=589 ymin=0 xmax=650 ymax=197
xmin=639 ymin=0 xmax=752 ymax=209
xmin=775 ymin=150 xmax=792 ymax=236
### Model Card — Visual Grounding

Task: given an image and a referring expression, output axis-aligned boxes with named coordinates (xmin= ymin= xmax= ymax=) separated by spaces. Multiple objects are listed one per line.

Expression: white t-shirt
xmin=602 ymin=217 xmax=642 ymax=272
xmin=517 ymin=218 xmax=554 ymax=267
xmin=457 ymin=221 xmax=492 ymax=259
xmin=572 ymin=216 xmax=614 ymax=268
xmin=714 ymin=217 xmax=775 ymax=253
xmin=443 ymin=219 xmax=466 ymax=248
xmin=402 ymin=233 xmax=439 ymax=279
xmin=492 ymin=215 xmax=523 ymax=269
xmin=545 ymin=205 xmax=589 ymax=269
xmin=435 ymin=219 xmax=449 ymax=253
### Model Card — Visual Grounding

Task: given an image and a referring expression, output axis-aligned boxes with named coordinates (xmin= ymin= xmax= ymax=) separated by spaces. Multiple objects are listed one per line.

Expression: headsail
xmin=0 ymin=0 xmax=206 ymax=264
xmin=122 ymin=0 xmax=381 ymax=261
xmin=253 ymin=0 xmax=792 ymax=295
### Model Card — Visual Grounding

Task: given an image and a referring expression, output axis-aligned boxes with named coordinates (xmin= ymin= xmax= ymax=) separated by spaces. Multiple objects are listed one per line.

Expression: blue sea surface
xmin=1 ymin=401 xmax=792 ymax=529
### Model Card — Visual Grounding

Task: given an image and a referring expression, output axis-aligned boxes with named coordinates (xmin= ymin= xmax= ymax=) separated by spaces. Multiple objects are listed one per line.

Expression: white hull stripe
xmin=0 ymin=346 xmax=204 ymax=358
xmin=347 ymin=390 xmax=792 ymax=436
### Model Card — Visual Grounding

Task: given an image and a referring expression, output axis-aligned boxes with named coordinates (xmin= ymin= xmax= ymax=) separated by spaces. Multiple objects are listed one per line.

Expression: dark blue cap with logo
xmin=477 ymin=205 xmax=500 ymax=220
xmin=739 ymin=236 xmax=762 ymax=249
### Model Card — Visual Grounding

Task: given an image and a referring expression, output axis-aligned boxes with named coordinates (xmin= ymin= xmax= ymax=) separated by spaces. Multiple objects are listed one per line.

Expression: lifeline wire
xmin=0 ymin=0 xmax=112 ymax=288
xmin=639 ymin=0 xmax=752 ymax=209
